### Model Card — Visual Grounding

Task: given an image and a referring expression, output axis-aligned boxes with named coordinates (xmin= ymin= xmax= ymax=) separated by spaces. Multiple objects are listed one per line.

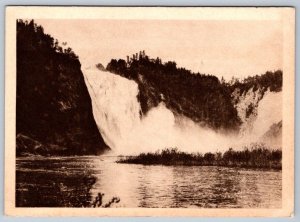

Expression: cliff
xmin=106 ymin=52 xmax=282 ymax=133
xmin=16 ymin=20 xmax=109 ymax=156
xmin=106 ymin=54 xmax=240 ymax=131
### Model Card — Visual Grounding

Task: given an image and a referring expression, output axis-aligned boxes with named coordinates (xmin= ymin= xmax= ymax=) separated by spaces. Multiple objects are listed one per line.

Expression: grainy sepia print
xmin=5 ymin=7 xmax=295 ymax=217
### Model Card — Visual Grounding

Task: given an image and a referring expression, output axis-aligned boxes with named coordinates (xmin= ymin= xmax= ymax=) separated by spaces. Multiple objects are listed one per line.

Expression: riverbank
xmin=117 ymin=145 xmax=281 ymax=170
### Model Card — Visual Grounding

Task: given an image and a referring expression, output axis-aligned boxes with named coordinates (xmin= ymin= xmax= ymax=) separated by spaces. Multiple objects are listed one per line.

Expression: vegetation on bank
xmin=117 ymin=144 xmax=282 ymax=170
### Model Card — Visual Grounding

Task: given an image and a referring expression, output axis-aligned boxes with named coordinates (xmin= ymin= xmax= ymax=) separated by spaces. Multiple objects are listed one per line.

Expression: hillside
xmin=16 ymin=20 xmax=109 ymax=156
xmin=106 ymin=52 xmax=282 ymax=132
xmin=106 ymin=52 xmax=240 ymax=131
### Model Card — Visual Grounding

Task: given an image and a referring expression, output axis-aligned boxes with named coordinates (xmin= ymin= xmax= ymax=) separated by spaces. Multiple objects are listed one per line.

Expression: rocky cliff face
xmin=16 ymin=20 xmax=108 ymax=156
xmin=231 ymin=87 xmax=266 ymax=135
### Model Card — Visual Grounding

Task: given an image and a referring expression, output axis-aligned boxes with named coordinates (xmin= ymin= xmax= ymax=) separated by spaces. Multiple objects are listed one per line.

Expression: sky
xmin=36 ymin=19 xmax=283 ymax=80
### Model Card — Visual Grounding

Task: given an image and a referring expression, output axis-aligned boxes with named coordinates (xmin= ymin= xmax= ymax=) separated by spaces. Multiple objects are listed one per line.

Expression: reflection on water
xmin=16 ymin=156 xmax=281 ymax=208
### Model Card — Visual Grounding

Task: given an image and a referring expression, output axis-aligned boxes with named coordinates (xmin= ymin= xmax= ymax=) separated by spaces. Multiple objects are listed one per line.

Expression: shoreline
xmin=116 ymin=147 xmax=282 ymax=170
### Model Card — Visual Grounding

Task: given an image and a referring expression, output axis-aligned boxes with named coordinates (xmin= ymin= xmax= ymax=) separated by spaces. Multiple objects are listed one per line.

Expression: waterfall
xmin=233 ymin=87 xmax=282 ymax=148
xmin=83 ymin=65 xmax=282 ymax=155
xmin=84 ymin=66 xmax=141 ymax=152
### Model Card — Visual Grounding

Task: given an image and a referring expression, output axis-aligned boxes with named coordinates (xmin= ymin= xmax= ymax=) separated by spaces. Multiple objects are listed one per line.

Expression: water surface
xmin=16 ymin=156 xmax=281 ymax=208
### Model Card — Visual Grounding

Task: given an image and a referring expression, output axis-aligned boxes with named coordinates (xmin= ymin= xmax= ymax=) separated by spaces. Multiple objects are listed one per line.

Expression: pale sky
xmin=36 ymin=19 xmax=283 ymax=80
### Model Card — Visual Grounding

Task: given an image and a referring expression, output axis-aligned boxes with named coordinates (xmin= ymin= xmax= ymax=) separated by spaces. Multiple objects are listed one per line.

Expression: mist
xmin=84 ymin=65 xmax=281 ymax=155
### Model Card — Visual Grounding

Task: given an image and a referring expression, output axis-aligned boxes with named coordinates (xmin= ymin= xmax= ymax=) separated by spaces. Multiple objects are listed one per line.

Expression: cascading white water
xmin=83 ymin=66 xmax=141 ymax=151
xmin=83 ymin=65 xmax=282 ymax=155
xmin=252 ymin=90 xmax=282 ymax=137
xmin=233 ymin=87 xmax=282 ymax=134
xmin=233 ymin=87 xmax=282 ymax=147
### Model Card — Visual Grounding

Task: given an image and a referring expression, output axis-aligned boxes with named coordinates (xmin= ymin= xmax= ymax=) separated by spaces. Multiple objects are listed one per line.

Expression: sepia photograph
xmin=5 ymin=7 xmax=295 ymax=217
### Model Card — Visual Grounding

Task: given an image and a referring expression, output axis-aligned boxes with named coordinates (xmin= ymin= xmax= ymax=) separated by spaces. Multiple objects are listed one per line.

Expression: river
xmin=16 ymin=156 xmax=281 ymax=208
